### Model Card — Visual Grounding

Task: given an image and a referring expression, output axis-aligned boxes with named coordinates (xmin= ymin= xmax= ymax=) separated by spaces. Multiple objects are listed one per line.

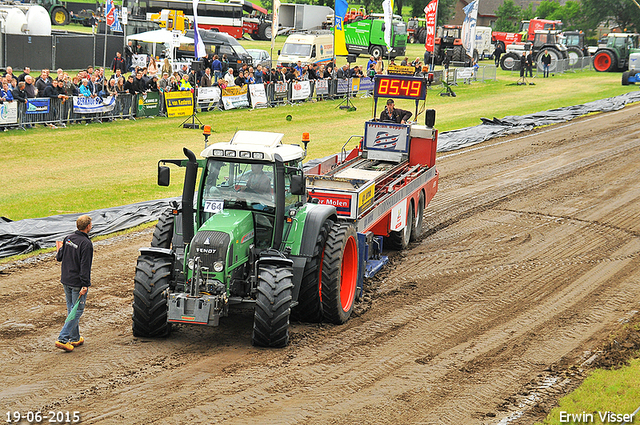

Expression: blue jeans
xmin=57 ymin=285 xmax=86 ymax=343
xmin=214 ymin=70 xmax=222 ymax=83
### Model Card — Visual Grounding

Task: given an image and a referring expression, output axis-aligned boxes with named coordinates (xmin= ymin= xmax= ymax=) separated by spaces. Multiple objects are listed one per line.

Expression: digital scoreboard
xmin=374 ymin=75 xmax=427 ymax=101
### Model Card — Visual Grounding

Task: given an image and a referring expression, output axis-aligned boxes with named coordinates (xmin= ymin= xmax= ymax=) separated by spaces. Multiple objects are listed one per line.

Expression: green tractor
xmin=593 ymin=33 xmax=640 ymax=72
xmin=31 ymin=0 xmax=71 ymax=25
xmin=132 ymin=132 xmax=359 ymax=347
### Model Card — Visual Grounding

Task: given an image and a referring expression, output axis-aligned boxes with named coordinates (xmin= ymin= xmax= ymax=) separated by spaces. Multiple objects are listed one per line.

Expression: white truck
xmin=277 ymin=32 xmax=334 ymax=67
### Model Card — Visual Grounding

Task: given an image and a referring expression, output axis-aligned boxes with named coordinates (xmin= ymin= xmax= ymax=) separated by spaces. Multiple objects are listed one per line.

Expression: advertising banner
xmin=164 ymin=91 xmax=193 ymax=117
xmin=222 ymin=85 xmax=249 ymax=110
xmin=291 ymin=81 xmax=311 ymax=101
xmin=248 ymin=84 xmax=268 ymax=108
xmin=315 ymin=79 xmax=329 ymax=95
xmin=136 ymin=92 xmax=161 ymax=117
xmin=461 ymin=0 xmax=478 ymax=60
xmin=336 ymin=78 xmax=350 ymax=93
xmin=424 ymin=0 xmax=438 ymax=53
xmin=26 ymin=98 xmax=50 ymax=114
xmin=359 ymin=77 xmax=374 ymax=92
xmin=73 ymin=96 xmax=117 ymax=114
xmin=0 ymin=102 xmax=18 ymax=125
xmin=197 ymin=87 xmax=221 ymax=102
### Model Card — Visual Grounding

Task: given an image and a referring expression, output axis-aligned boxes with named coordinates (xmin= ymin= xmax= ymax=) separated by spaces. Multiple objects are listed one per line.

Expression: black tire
xmin=51 ymin=6 xmax=70 ymax=25
xmin=593 ymin=50 xmax=616 ymax=72
xmin=452 ymin=45 xmax=466 ymax=62
xmin=433 ymin=44 xmax=442 ymax=65
xmin=386 ymin=200 xmax=415 ymax=250
xmin=566 ymin=46 xmax=583 ymax=69
xmin=408 ymin=35 xmax=415 ymax=44
xmin=370 ymin=45 xmax=384 ymax=59
xmin=258 ymin=22 xmax=272 ymax=40
xmin=622 ymin=71 xmax=630 ymax=86
xmin=322 ymin=223 xmax=358 ymax=325
xmin=500 ymin=52 xmax=521 ymax=71
xmin=250 ymin=33 xmax=259 ymax=40
xmin=291 ymin=219 xmax=333 ymax=322
xmin=151 ymin=209 xmax=174 ymax=249
xmin=252 ymin=264 xmax=294 ymax=347
xmin=132 ymin=255 xmax=172 ymax=337
xmin=418 ymin=28 xmax=427 ymax=44
xmin=410 ymin=192 xmax=425 ymax=242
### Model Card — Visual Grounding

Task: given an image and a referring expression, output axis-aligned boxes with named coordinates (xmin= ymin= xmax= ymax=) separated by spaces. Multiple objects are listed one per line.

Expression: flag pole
xmin=103 ymin=0 xmax=108 ymax=69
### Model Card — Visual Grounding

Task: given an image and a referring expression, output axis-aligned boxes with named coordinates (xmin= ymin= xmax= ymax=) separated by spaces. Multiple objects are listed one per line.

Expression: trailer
xmin=133 ymin=74 xmax=438 ymax=347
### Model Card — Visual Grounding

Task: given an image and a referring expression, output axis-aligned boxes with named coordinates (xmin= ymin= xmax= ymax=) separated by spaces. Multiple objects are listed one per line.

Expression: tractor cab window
xmin=202 ymin=159 xmax=275 ymax=220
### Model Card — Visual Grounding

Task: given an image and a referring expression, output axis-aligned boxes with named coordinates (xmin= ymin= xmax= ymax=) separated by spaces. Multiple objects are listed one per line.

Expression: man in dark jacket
xmin=12 ymin=82 xmax=27 ymax=103
xmin=55 ymin=215 xmax=93 ymax=352
xmin=379 ymin=98 xmax=412 ymax=124
xmin=111 ymin=52 xmax=127 ymax=73
xmin=541 ymin=50 xmax=552 ymax=78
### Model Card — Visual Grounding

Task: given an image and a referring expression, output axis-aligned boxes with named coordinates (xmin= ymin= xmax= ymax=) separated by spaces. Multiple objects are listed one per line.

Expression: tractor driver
xmin=245 ymin=164 xmax=272 ymax=194
xmin=380 ymin=98 xmax=412 ymax=124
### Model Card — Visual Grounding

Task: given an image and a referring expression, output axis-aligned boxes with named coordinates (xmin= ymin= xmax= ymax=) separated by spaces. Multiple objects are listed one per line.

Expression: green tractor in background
xmin=31 ymin=0 xmax=71 ymax=25
xmin=593 ymin=33 xmax=640 ymax=72
xmin=132 ymin=132 xmax=360 ymax=347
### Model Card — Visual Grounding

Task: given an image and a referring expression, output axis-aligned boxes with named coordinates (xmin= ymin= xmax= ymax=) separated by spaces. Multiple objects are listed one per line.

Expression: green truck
xmin=344 ymin=14 xmax=407 ymax=58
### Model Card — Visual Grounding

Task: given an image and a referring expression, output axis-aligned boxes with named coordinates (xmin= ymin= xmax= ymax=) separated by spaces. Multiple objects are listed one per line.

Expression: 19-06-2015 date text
xmin=6 ymin=411 xmax=80 ymax=423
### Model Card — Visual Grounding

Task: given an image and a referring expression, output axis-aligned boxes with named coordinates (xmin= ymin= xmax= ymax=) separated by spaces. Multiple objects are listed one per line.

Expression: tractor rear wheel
xmin=593 ymin=50 xmax=616 ymax=72
xmin=500 ymin=52 xmax=521 ymax=71
xmin=151 ymin=208 xmax=174 ymax=249
xmin=322 ymin=223 xmax=358 ymax=324
xmin=452 ymin=45 xmax=466 ymax=62
xmin=258 ymin=22 xmax=272 ymax=40
xmin=291 ymin=219 xmax=333 ymax=322
xmin=252 ymin=264 xmax=294 ymax=347
xmin=387 ymin=200 xmax=415 ymax=250
xmin=433 ymin=45 xmax=442 ymax=64
xmin=132 ymin=255 xmax=172 ymax=337
xmin=418 ymin=28 xmax=427 ymax=44
xmin=410 ymin=192 xmax=425 ymax=242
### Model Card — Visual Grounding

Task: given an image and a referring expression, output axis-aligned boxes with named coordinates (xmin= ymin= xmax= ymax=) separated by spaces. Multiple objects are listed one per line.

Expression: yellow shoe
xmin=55 ymin=341 xmax=74 ymax=352
xmin=70 ymin=337 xmax=84 ymax=347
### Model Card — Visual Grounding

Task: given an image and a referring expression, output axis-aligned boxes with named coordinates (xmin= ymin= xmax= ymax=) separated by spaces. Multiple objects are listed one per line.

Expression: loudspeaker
xmin=191 ymin=60 xmax=204 ymax=72
xmin=346 ymin=54 xmax=357 ymax=63
xmin=425 ymin=109 xmax=436 ymax=128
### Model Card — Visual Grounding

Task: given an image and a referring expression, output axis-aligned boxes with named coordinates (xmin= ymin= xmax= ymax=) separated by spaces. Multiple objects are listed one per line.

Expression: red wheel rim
xmin=340 ymin=236 xmax=357 ymax=311
xmin=594 ymin=53 xmax=610 ymax=72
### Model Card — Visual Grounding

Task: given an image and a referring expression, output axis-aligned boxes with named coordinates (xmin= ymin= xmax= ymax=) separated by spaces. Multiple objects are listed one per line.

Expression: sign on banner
xmin=0 ymin=102 xmax=18 ymax=125
xmin=291 ymin=81 xmax=311 ymax=100
xmin=391 ymin=198 xmax=407 ymax=231
xmin=351 ymin=77 xmax=360 ymax=92
xmin=197 ymin=87 xmax=221 ymax=102
xmin=132 ymin=54 xmax=147 ymax=68
xmin=26 ymin=98 xmax=50 ymax=114
xmin=359 ymin=78 xmax=374 ymax=92
xmin=248 ymin=84 xmax=267 ymax=108
xmin=456 ymin=67 xmax=475 ymax=79
xmin=315 ymin=79 xmax=329 ymax=95
xmin=164 ymin=91 xmax=193 ymax=117
xmin=336 ymin=78 xmax=350 ymax=93
xmin=136 ymin=92 xmax=161 ymax=117
xmin=73 ymin=95 xmax=117 ymax=114
xmin=222 ymin=85 xmax=249 ymax=110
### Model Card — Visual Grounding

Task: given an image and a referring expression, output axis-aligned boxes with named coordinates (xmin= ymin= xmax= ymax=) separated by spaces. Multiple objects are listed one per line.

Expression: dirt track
xmin=2 ymin=103 xmax=640 ymax=425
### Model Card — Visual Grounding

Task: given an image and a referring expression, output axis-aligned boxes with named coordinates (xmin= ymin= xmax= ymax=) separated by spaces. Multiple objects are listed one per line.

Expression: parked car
xmin=177 ymin=29 xmax=253 ymax=74
xmin=247 ymin=49 xmax=272 ymax=68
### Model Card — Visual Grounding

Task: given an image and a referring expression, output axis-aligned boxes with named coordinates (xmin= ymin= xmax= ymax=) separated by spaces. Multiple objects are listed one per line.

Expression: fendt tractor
xmin=132 ymin=74 xmax=439 ymax=347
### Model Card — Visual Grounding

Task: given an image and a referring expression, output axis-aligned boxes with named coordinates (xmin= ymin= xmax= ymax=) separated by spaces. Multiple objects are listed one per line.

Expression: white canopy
xmin=126 ymin=29 xmax=193 ymax=44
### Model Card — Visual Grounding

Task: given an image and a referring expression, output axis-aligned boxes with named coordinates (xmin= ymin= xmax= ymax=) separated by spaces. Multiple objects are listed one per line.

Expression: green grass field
xmin=1 ymin=68 xmax=635 ymax=222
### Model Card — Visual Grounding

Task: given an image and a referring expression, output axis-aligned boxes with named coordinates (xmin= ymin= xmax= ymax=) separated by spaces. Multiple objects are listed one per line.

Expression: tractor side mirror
xmin=290 ymin=174 xmax=306 ymax=195
xmin=158 ymin=166 xmax=171 ymax=186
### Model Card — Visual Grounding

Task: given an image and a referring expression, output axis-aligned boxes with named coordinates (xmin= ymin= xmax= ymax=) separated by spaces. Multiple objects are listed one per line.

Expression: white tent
xmin=126 ymin=29 xmax=194 ymax=59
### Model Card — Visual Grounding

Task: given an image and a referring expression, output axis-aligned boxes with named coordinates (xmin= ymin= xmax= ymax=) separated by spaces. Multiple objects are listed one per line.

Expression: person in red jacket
xmin=55 ymin=215 xmax=93 ymax=352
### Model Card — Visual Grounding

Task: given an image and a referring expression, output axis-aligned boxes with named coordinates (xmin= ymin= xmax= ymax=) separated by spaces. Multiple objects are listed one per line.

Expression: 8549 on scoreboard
xmin=374 ymin=75 xmax=427 ymax=101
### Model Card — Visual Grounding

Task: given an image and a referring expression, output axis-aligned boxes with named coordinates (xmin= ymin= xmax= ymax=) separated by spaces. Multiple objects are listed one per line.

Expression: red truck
xmin=492 ymin=17 xmax=563 ymax=50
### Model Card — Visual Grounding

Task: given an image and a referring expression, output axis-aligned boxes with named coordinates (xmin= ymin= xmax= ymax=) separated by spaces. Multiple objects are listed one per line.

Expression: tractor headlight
xmin=188 ymin=258 xmax=195 ymax=270
xmin=213 ymin=261 xmax=224 ymax=272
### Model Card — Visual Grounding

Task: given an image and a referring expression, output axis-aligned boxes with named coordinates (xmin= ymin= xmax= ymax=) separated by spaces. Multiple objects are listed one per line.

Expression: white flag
xmin=461 ymin=0 xmax=478 ymax=59
xmin=192 ymin=0 xmax=207 ymax=59
xmin=382 ymin=0 xmax=393 ymax=50
xmin=271 ymin=0 xmax=280 ymax=53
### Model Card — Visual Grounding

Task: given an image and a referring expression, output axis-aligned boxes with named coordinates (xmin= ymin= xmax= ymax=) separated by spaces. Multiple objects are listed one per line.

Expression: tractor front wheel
xmin=51 ymin=6 xmax=70 ymax=25
xmin=132 ymin=255 xmax=172 ymax=337
xmin=322 ymin=223 xmax=358 ymax=324
xmin=151 ymin=208 xmax=174 ymax=249
xmin=252 ymin=264 xmax=294 ymax=347
xmin=500 ymin=52 xmax=521 ymax=71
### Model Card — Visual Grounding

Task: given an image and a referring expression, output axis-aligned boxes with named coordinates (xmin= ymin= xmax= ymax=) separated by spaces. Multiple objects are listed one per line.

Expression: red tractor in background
xmin=433 ymin=25 xmax=470 ymax=64
xmin=492 ymin=17 xmax=563 ymax=51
